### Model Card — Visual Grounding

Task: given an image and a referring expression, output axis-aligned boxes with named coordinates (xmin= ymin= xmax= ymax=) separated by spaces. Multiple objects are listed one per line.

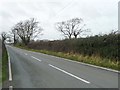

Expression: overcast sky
xmin=0 ymin=0 xmax=119 ymax=40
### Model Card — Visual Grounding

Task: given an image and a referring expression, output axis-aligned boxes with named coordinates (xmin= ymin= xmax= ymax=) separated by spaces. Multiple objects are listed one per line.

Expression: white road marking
xmin=8 ymin=53 xmax=12 ymax=81
xmin=49 ymin=64 xmax=90 ymax=84
xmin=9 ymin=86 xmax=13 ymax=90
xmin=62 ymin=59 xmax=119 ymax=73
xmin=24 ymin=53 xmax=28 ymax=55
xmin=26 ymin=50 xmax=119 ymax=73
xmin=31 ymin=56 xmax=42 ymax=62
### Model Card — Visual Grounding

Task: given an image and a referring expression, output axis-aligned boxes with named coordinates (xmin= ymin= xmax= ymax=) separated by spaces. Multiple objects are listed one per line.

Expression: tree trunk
xmin=13 ymin=34 xmax=15 ymax=44
xmin=74 ymin=35 xmax=77 ymax=39
xmin=69 ymin=35 xmax=72 ymax=39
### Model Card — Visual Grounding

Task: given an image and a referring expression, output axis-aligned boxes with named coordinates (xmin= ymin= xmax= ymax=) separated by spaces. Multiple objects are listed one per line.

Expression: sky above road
xmin=0 ymin=0 xmax=119 ymax=40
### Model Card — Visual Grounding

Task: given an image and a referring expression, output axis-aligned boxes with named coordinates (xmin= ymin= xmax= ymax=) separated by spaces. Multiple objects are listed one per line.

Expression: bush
xmin=27 ymin=33 xmax=119 ymax=61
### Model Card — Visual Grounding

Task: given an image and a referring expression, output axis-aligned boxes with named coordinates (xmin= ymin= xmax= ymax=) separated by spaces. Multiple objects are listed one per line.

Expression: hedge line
xmin=27 ymin=33 xmax=119 ymax=61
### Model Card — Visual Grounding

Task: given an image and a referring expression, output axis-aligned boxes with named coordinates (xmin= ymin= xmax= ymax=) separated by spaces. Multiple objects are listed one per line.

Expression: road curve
xmin=6 ymin=45 xmax=118 ymax=88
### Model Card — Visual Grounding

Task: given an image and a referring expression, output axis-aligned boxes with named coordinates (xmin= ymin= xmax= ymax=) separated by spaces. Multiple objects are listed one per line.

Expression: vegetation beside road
xmin=16 ymin=44 xmax=119 ymax=71
xmin=15 ymin=32 xmax=119 ymax=71
xmin=0 ymin=40 xmax=2 ymax=83
xmin=2 ymin=43 xmax=8 ymax=82
xmin=27 ymin=33 xmax=119 ymax=61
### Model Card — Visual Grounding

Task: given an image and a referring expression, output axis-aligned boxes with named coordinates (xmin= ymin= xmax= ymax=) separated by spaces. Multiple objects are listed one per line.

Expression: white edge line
xmin=31 ymin=56 xmax=41 ymax=62
xmin=15 ymin=46 xmax=119 ymax=73
xmin=8 ymin=52 xmax=12 ymax=81
xmin=24 ymin=53 xmax=28 ymax=55
xmin=49 ymin=64 xmax=90 ymax=84
xmin=26 ymin=50 xmax=119 ymax=73
xmin=63 ymin=59 xmax=119 ymax=73
xmin=9 ymin=86 xmax=13 ymax=90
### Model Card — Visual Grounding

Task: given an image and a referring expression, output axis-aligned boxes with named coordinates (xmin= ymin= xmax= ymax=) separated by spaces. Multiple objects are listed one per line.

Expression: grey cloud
xmin=0 ymin=0 xmax=118 ymax=40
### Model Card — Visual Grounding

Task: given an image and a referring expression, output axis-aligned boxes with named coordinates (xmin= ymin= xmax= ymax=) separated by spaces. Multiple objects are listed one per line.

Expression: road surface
xmin=6 ymin=45 xmax=118 ymax=88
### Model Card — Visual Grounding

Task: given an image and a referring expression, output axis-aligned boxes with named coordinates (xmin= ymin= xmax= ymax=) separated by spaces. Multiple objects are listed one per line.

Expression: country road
xmin=6 ymin=45 xmax=118 ymax=88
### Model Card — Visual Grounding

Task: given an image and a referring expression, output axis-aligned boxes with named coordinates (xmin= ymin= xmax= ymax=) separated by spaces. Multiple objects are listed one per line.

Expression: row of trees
xmin=1 ymin=17 xmax=119 ymax=61
xmin=1 ymin=18 xmax=41 ymax=45
xmin=10 ymin=18 xmax=43 ymax=45
xmin=1 ymin=17 xmax=88 ymax=45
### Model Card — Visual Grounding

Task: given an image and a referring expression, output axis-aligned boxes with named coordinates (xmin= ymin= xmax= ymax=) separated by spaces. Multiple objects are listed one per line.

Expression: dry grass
xmin=17 ymin=46 xmax=119 ymax=71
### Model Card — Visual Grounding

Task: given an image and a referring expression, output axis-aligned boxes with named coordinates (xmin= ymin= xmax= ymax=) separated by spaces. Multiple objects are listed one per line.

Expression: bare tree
xmin=109 ymin=29 xmax=119 ymax=35
xmin=1 ymin=32 xmax=8 ymax=43
xmin=13 ymin=18 xmax=43 ymax=45
xmin=9 ymin=28 xmax=19 ymax=45
xmin=56 ymin=20 xmax=74 ymax=39
xmin=56 ymin=18 xmax=88 ymax=39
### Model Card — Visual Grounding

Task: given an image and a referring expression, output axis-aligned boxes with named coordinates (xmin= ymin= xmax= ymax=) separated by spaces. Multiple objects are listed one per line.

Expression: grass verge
xmin=0 ymin=59 xmax=2 ymax=83
xmin=2 ymin=45 xmax=8 ymax=82
xmin=16 ymin=45 xmax=119 ymax=71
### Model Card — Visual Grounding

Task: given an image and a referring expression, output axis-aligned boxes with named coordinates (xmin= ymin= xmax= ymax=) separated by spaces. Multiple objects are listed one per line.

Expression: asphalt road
xmin=6 ymin=45 xmax=118 ymax=88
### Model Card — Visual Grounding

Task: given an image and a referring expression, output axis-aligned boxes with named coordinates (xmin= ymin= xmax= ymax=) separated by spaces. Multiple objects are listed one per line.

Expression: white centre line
xmin=63 ymin=59 xmax=119 ymax=73
xmin=49 ymin=64 xmax=90 ymax=84
xmin=9 ymin=86 xmax=13 ymax=90
xmin=31 ymin=56 xmax=42 ymax=62
xmin=24 ymin=53 xmax=28 ymax=55
xmin=8 ymin=53 xmax=12 ymax=81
